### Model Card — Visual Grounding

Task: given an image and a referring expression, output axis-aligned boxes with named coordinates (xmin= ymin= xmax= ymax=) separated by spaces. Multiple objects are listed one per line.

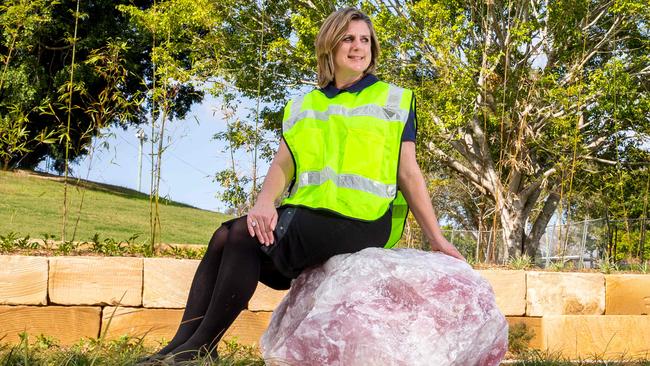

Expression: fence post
xmin=579 ymin=219 xmax=588 ymax=269
xmin=638 ymin=217 xmax=646 ymax=262
xmin=475 ymin=231 xmax=481 ymax=263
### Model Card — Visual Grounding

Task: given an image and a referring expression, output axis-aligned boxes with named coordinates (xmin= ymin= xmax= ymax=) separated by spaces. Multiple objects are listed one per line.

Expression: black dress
xmin=222 ymin=206 xmax=391 ymax=280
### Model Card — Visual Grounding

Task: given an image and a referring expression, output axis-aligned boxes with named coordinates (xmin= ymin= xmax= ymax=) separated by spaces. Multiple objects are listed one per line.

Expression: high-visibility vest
xmin=281 ymin=80 xmax=413 ymax=248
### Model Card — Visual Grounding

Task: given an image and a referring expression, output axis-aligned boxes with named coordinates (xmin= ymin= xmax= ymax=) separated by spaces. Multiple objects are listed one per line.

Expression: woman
xmin=144 ymin=7 xmax=464 ymax=364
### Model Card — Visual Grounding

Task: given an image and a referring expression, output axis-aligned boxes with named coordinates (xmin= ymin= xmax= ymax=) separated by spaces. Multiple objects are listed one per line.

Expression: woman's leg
xmin=168 ymin=217 xmax=266 ymax=361
xmin=154 ymin=225 xmax=230 ymax=356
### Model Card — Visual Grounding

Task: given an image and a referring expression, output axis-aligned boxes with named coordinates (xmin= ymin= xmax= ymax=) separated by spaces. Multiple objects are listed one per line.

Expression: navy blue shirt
xmin=319 ymin=74 xmax=417 ymax=142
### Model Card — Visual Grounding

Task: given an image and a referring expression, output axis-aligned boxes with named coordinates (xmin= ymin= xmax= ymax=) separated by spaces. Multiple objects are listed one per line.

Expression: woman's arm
xmin=247 ymin=139 xmax=295 ymax=246
xmin=397 ymin=141 xmax=466 ymax=261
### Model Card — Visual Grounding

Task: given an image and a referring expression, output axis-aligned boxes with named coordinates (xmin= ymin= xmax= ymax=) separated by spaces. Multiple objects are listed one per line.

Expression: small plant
xmin=630 ymin=260 xmax=649 ymax=274
xmin=33 ymin=334 xmax=59 ymax=350
xmin=0 ymin=232 xmax=19 ymax=252
xmin=508 ymin=322 xmax=535 ymax=356
xmin=164 ymin=245 xmax=187 ymax=258
xmin=41 ymin=233 xmax=57 ymax=250
xmin=162 ymin=245 xmax=206 ymax=260
xmin=55 ymin=240 xmax=79 ymax=256
xmin=91 ymin=236 xmax=128 ymax=256
xmin=597 ymin=255 xmax=620 ymax=274
xmin=547 ymin=260 xmax=567 ymax=272
xmin=14 ymin=235 xmax=38 ymax=250
xmin=508 ymin=254 xmax=533 ymax=270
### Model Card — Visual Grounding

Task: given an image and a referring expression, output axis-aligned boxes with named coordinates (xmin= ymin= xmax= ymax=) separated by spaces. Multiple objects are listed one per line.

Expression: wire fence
xmin=433 ymin=218 xmax=648 ymax=268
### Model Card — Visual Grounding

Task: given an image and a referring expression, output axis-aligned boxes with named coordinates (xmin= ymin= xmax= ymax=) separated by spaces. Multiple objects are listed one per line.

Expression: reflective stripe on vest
xmin=291 ymin=166 xmax=397 ymax=199
xmin=283 ymin=85 xmax=407 ymax=132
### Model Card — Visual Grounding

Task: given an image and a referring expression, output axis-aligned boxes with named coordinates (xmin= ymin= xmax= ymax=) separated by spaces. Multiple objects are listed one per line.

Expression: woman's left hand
xmin=430 ymin=236 xmax=466 ymax=262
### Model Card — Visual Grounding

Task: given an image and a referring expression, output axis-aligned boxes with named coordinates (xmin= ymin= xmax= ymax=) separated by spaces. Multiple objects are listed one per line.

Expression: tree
xmin=366 ymin=0 xmax=649 ymax=259
xmin=0 ymin=0 xmax=201 ymax=171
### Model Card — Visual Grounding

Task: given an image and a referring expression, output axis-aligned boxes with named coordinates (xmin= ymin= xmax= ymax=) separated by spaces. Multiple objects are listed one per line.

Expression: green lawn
xmin=0 ymin=170 xmax=231 ymax=245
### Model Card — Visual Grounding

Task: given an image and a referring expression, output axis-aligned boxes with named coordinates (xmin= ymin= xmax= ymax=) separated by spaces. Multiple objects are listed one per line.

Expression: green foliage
xmin=0 ymin=230 xmax=207 ymax=259
xmin=547 ymin=260 xmax=572 ymax=272
xmin=55 ymin=240 xmax=79 ymax=256
xmin=212 ymin=99 xmax=272 ymax=214
xmin=0 ymin=333 xmax=265 ymax=366
xmin=0 ymin=231 xmax=20 ymax=252
xmin=508 ymin=323 xmax=534 ymax=356
xmin=0 ymin=106 xmax=58 ymax=170
xmin=214 ymin=169 xmax=251 ymax=215
xmin=630 ymin=260 xmax=649 ymax=274
xmin=510 ymin=349 xmax=650 ymax=365
xmin=597 ymin=254 xmax=621 ymax=274
xmin=3 ymin=331 xmax=650 ymax=365
xmin=0 ymin=0 xmax=203 ymax=171
xmin=508 ymin=254 xmax=533 ymax=270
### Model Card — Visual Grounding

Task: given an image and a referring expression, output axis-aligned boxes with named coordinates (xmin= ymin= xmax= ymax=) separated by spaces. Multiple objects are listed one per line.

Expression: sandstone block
xmin=49 ymin=256 xmax=142 ymax=306
xmin=223 ymin=311 xmax=272 ymax=346
xmin=605 ymin=274 xmax=650 ymax=315
xmin=0 ymin=306 xmax=100 ymax=344
xmin=143 ymin=258 xmax=199 ymax=308
xmin=506 ymin=316 xmax=544 ymax=350
xmin=249 ymin=283 xmax=288 ymax=311
xmin=101 ymin=307 xmax=183 ymax=346
xmin=0 ymin=255 xmax=48 ymax=305
xmin=478 ymin=270 xmax=526 ymax=316
xmin=526 ymin=272 xmax=604 ymax=316
xmin=101 ymin=307 xmax=271 ymax=347
xmin=544 ymin=315 xmax=650 ymax=359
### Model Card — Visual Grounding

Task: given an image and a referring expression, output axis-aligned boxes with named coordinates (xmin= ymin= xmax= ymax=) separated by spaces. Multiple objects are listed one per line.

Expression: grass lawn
xmin=0 ymin=335 xmax=264 ymax=366
xmin=0 ymin=170 xmax=231 ymax=245
xmin=1 ymin=335 xmax=649 ymax=366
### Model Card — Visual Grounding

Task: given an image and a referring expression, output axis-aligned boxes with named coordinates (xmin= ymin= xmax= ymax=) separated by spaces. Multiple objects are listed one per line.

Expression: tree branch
xmin=519 ymin=166 xmax=557 ymax=201
xmin=427 ymin=142 xmax=495 ymax=195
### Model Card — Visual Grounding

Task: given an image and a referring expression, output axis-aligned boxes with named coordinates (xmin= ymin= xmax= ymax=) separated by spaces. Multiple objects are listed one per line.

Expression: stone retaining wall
xmin=1 ymin=255 xmax=649 ymax=359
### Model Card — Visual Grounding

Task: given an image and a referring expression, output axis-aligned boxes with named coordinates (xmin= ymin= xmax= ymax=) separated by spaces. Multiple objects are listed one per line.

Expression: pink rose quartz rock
xmin=260 ymin=248 xmax=508 ymax=366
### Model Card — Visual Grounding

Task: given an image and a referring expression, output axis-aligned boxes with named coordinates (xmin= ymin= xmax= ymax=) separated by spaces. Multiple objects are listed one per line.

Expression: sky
xmin=51 ymin=95 xmax=273 ymax=213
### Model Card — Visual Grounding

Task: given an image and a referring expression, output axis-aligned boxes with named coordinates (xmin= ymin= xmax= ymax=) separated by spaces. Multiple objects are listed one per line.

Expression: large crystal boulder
xmin=260 ymin=247 xmax=508 ymax=366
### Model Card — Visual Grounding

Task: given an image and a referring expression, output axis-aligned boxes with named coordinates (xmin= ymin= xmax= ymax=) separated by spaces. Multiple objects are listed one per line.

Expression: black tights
xmin=155 ymin=216 xmax=290 ymax=361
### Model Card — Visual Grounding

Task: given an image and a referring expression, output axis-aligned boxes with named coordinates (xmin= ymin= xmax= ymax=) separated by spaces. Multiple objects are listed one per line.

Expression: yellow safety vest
xmin=281 ymin=80 xmax=412 ymax=248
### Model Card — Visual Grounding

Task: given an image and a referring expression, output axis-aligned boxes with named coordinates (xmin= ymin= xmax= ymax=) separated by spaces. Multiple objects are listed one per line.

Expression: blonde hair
xmin=315 ymin=8 xmax=380 ymax=88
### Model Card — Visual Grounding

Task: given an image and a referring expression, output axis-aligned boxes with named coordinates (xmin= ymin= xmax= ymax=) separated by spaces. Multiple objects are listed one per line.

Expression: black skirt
xmin=222 ymin=206 xmax=392 ymax=279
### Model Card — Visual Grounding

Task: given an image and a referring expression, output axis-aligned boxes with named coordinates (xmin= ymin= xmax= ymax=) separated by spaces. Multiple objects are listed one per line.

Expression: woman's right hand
xmin=247 ymin=200 xmax=278 ymax=246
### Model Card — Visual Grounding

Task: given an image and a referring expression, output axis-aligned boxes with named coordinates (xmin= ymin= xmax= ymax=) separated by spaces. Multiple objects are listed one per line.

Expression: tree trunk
xmin=499 ymin=202 xmax=527 ymax=261
xmin=524 ymin=192 xmax=560 ymax=258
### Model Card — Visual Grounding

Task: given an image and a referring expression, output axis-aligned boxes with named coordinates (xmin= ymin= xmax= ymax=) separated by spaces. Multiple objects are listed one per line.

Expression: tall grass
xmin=506 ymin=350 xmax=650 ymax=365
xmin=0 ymin=334 xmax=264 ymax=366
xmin=2 ymin=333 xmax=650 ymax=366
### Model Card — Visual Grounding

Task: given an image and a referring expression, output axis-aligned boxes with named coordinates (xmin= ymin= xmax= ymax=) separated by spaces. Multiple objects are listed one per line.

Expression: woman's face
xmin=333 ymin=20 xmax=372 ymax=82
